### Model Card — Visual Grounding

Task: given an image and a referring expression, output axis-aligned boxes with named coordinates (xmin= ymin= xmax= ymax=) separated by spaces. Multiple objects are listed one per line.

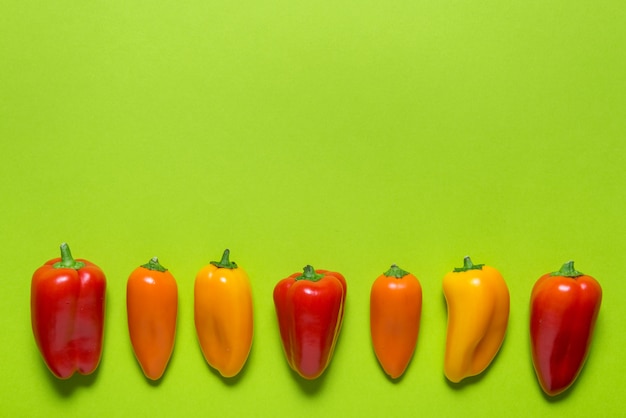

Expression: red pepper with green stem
xmin=31 ymin=243 xmax=106 ymax=379
xmin=273 ymin=266 xmax=347 ymax=380
xmin=530 ymin=261 xmax=602 ymax=396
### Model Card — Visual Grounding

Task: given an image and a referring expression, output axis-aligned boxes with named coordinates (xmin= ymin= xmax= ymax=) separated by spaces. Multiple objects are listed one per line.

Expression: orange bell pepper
xmin=194 ymin=249 xmax=253 ymax=378
xmin=443 ymin=256 xmax=510 ymax=383
xmin=127 ymin=257 xmax=178 ymax=380
xmin=370 ymin=264 xmax=422 ymax=379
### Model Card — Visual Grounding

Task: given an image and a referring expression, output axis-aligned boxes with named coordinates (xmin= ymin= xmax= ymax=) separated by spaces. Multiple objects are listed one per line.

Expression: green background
xmin=1 ymin=1 xmax=624 ymax=417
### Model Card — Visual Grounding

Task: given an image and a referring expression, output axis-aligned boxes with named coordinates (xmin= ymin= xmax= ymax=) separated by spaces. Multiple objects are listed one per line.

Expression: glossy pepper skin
xmin=443 ymin=256 xmax=510 ymax=383
xmin=530 ymin=261 xmax=602 ymax=396
xmin=273 ymin=266 xmax=347 ymax=380
xmin=370 ymin=264 xmax=422 ymax=379
xmin=127 ymin=257 xmax=178 ymax=380
xmin=194 ymin=249 xmax=254 ymax=378
xmin=31 ymin=243 xmax=106 ymax=379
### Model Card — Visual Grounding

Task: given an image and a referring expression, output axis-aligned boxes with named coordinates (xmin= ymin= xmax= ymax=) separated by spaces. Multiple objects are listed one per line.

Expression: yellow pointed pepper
xmin=194 ymin=249 xmax=254 ymax=378
xmin=443 ymin=256 xmax=510 ymax=383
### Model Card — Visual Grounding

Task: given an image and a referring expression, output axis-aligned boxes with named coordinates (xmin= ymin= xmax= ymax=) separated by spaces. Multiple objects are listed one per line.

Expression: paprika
xmin=273 ymin=266 xmax=347 ymax=380
xmin=443 ymin=256 xmax=509 ymax=383
xmin=127 ymin=257 xmax=178 ymax=380
xmin=530 ymin=261 xmax=602 ymax=396
xmin=370 ymin=264 xmax=422 ymax=379
xmin=31 ymin=243 xmax=106 ymax=379
xmin=194 ymin=249 xmax=254 ymax=378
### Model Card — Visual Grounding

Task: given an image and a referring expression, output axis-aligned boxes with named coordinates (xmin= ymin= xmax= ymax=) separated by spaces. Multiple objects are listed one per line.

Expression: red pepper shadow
xmin=529 ymin=313 xmax=604 ymax=402
xmin=269 ymin=309 xmax=340 ymax=395
xmin=40 ymin=353 xmax=102 ymax=397
xmin=296 ymin=312 xmax=349 ymax=395
xmin=290 ymin=363 xmax=328 ymax=395
xmin=36 ymin=286 xmax=110 ymax=397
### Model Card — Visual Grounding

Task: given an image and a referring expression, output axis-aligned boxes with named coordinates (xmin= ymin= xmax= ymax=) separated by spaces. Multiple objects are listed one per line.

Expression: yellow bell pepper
xmin=443 ymin=256 xmax=510 ymax=383
xmin=194 ymin=249 xmax=254 ymax=378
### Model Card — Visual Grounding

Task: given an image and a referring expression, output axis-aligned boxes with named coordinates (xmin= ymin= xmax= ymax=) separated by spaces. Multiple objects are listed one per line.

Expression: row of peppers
xmin=31 ymin=243 xmax=602 ymax=396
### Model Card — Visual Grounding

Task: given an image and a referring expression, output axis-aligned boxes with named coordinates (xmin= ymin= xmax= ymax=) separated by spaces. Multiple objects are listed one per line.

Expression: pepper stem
xmin=141 ymin=257 xmax=168 ymax=272
xmin=453 ymin=256 xmax=484 ymax=272
xmin=53 ymin=243 xmax=85 ymax=270
xmin=551 ymin=260 xmax=583 ymax=278
xmin=210 ymin=249 xmax=238 ymax=269
xmin=384 ymin=264 xmax=410 ymax=278
xmin=296 ymin=265 xmax=325 ymax=282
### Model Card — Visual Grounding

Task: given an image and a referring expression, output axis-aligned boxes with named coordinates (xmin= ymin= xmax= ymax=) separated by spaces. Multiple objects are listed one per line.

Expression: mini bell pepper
xmin=370 ymin=264 xmax=422 ymax=379
xmin=443 ymin=256 xmax=510 ymax=383
xmin=530 ymin=261 xmax=602 ymax=396
xmin=31 ymin=243 xmax=106 ymax=379
xmin=273 ymin=265 xmax=347 ymax=380
xmin=194 ymin=249 xmax=254 ymax=378
xmin=127 ymin=257 xmax=178 ymax=380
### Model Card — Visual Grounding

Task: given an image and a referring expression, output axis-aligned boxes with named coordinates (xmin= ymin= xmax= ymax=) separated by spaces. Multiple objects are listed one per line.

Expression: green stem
xmin=141 ymin=257 xmax=168 ymax=272
xmin=210 ymin=249 xmax=238 ymax=269
xmin=53 ymin=243 xmax=85 ymax=270
xmin=296 ymin=265 xmax=325 ymax=282
xmin=551 ymin=260 xmax=583 ymax=278
xmin=384 ymin=264 xmax=410 ymax=278
xmin=453 ymin=256 xmax=484 ymax=272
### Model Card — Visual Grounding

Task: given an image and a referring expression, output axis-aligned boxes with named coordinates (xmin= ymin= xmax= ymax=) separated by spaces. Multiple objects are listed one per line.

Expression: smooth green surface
xmin=1 ymin=1 xmax=625 ymax=417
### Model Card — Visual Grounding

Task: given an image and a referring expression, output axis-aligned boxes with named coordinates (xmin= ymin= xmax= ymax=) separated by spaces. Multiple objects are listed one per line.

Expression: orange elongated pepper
xmin=443 ymin=256 xmax=509 ymax=383
xmin=370 ymin=264 xmax=422 ymax=379
xmin=127 ymin=257 xmax=178 ymax=380
xmin=195 ymin=249 xmax=253 ymax=378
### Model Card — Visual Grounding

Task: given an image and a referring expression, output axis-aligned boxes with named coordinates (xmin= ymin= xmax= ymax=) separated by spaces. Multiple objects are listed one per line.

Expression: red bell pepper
xmin=273 ymin=265 xmax=347 ymax=380
xmin=530 ymin=261 xmax=602 ymax=396
xmin=31 ymin=243 xmax=106 ymax=379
